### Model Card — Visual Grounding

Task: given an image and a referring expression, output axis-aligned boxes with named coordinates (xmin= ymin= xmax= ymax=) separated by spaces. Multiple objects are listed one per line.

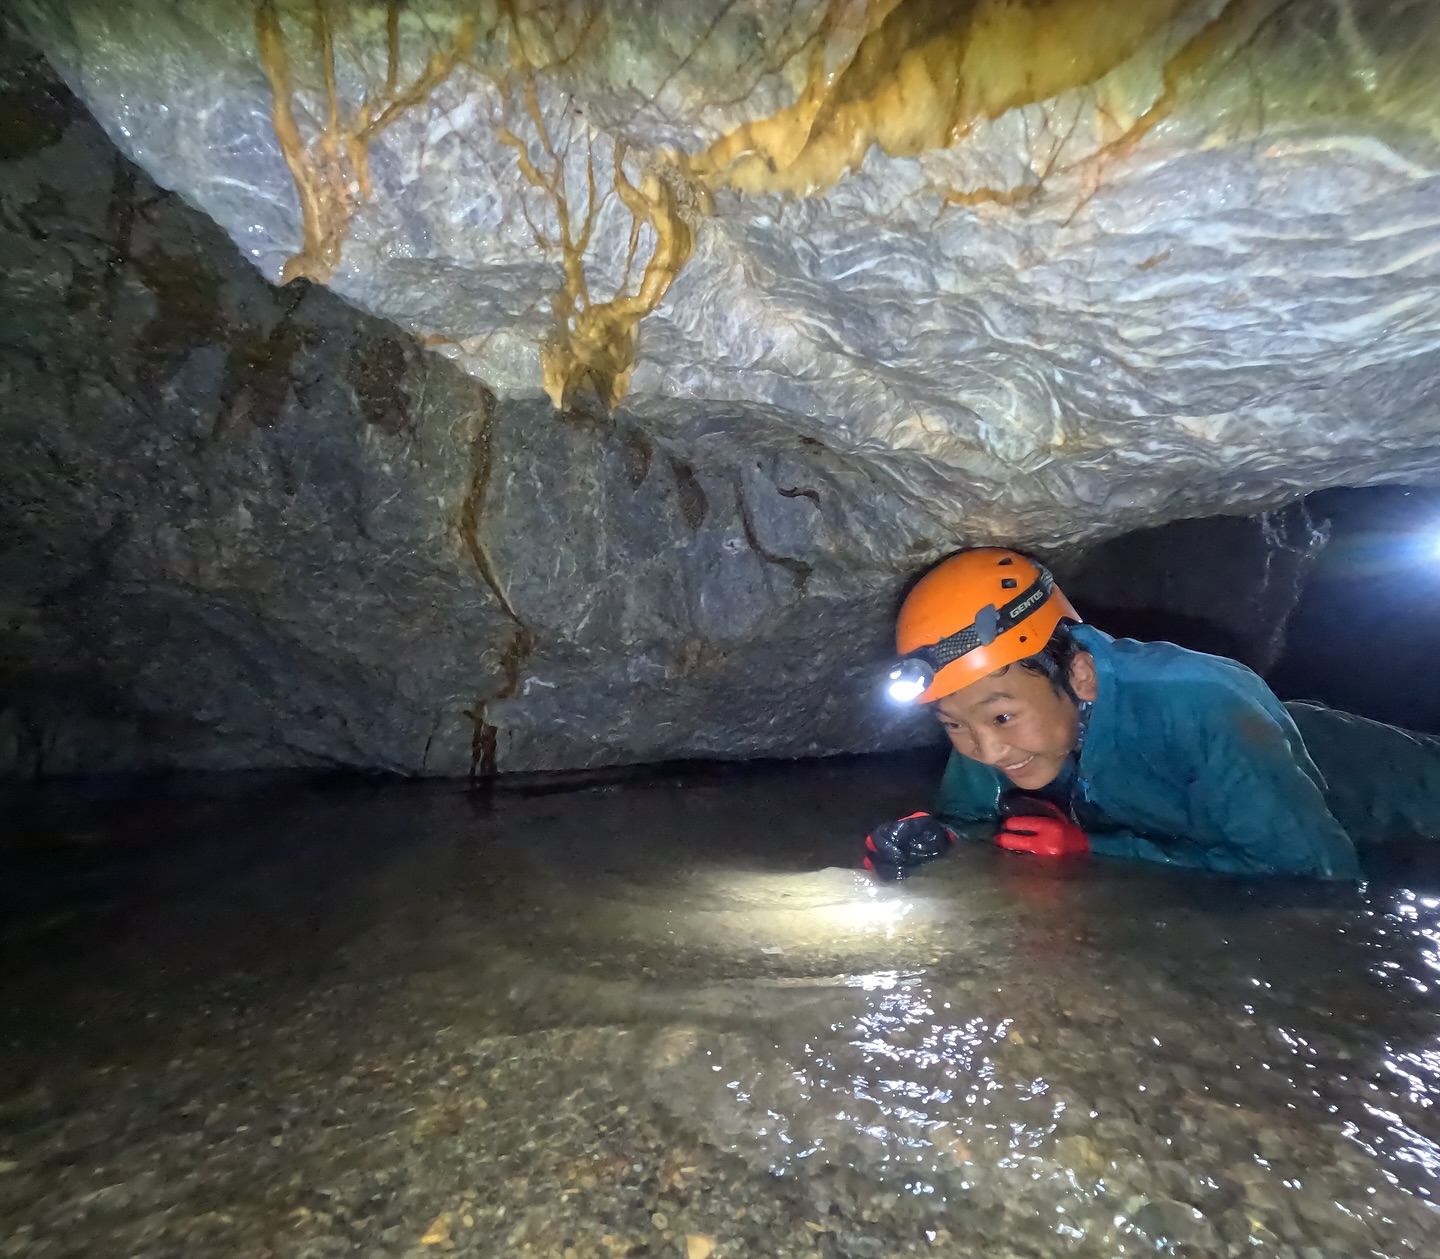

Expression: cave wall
xmin=0 ymin=24 xmax=1378 ymax=780
xmin=1059 ymin=503 xmax=1329 ymax=675
xmin=0 ymin=32 xmax=953 ymax=778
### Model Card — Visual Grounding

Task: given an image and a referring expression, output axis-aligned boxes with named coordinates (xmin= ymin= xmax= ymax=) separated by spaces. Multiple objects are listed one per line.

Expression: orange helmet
xmin=886 ymin=549 xmax=1080 ymax=704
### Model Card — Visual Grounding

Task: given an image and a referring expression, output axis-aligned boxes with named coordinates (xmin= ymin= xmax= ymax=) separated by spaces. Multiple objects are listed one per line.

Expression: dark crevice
xmin=735 ymin=483 xmax=812 ymax=593
xmin=618 ymin=424 xmax=653 ymax=489
xmin=209 ymin=281 xmax=315 ymax=444
xmin=347 ymin=334 xmax=411 ymax=435
xmin=457 ymin=394 xmax=535 ymax=783
xmin=458 ymin=391 xmax=519 ymax=621
xmin=667 ymin=455 xmax=707 ymax=530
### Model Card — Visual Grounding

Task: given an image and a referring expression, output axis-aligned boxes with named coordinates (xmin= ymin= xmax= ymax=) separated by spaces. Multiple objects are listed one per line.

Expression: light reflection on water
xmin=635 ymin=936 xmax=1440 ymax=1248
xmin=8 ymin=768 xmax=1440 ymax=1254
xmin=500 ymin=814 xmax=1440 ymax=1251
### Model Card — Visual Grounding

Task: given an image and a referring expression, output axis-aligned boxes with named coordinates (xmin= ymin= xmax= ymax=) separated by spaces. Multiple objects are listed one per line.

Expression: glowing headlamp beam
xmin=886 ymin=659 xmax=933 ymax=704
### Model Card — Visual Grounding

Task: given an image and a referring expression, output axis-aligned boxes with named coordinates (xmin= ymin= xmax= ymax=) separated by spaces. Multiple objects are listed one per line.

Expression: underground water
xmin=8 ymin=1 xmax=1440 ymax=1254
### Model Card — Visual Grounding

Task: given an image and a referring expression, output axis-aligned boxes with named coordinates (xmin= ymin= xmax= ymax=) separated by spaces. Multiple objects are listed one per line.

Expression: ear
xmin=1068 ymin=650 xmax=1098 ymax=703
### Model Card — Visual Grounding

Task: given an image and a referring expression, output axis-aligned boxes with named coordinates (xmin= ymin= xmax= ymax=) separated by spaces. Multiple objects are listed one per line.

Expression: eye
xmin=993 ymin=713 xmax=1013 ymax=726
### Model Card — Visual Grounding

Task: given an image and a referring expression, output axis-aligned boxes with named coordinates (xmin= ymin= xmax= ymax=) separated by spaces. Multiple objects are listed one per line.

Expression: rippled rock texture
xmin=18 ymin=0 xmax=1440 ymax=546
xmin=1 ymin=34 xmax=949 ymax=776
xmin=4 ymin=1 xmax=1438 ymax=776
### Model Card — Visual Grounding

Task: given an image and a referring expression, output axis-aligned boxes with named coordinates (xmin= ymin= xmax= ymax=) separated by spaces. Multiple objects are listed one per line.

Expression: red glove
xmin=995 ymin=799 xmax=1090 ymax=858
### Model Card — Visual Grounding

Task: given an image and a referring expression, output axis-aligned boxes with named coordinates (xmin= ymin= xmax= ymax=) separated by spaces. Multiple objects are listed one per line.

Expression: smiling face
xmin=932 ymin=652 xmax=1098 ymax=790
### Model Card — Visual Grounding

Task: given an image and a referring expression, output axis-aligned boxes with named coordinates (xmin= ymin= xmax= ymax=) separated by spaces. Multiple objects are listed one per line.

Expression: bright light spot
xmin=887 ymin=675 xmax=926 ymax=703
xmin=684 ymin=869 xmax=949 ymax=955
xmin=886 ymin=659 xmax=932 ymax=704
xmin=845 ymin=898 xmax=914 ymax=931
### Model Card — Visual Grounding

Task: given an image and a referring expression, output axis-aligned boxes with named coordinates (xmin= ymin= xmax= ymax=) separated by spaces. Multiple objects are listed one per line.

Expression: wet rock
xmin=1052 ymin=1134 xmax=1105 ymax=1178
xmin=4 ymin=7 xmax=1438 ymax=776
xmin=1130 ymin=1198 xmax=1221 ymax=1252
xmin=1059 ymin=504 xmax=1330 ymax=675
xmin=647 ymin=1028 xmax=703 ymax=1073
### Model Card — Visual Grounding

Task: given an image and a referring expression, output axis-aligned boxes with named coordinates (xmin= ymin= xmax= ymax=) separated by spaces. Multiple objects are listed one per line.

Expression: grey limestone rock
xmin=0 ymin=31 xmax=946 ymax=775
xmin=1060 ymin=501 xmax=1330 ymax=674
xmin=15 ymin=0 xmax=1440 ymax=547
xmin=5 ymin=0 xmax=1439 ymax=776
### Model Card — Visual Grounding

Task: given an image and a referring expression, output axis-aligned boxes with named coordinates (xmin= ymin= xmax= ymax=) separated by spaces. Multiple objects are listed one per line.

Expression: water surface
xmin=2 ymin=760 xmax=1439 ymax=1257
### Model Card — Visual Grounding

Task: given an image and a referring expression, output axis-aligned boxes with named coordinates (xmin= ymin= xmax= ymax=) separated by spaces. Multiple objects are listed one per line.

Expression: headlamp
xmin=886 ymin=657 xmax=934 ymax=704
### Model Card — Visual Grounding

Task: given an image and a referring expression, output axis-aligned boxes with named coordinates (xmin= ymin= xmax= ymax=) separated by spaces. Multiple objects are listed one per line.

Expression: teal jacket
xmin=932 ymin=626 xmax=1440 ymax=880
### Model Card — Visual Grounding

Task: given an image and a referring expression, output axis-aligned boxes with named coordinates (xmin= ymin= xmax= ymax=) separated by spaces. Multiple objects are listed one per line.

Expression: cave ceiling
xmin=18 ymin=0 xmax=1440 ymax=548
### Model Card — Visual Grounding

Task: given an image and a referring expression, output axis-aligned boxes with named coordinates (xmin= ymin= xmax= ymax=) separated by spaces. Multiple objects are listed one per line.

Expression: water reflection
xmin=602 ymin=829 xmax=1440 ymax=1249
xmin=5 ymin=770 xmax=1440 ymax=1256
xmin=667 ymin=939 xmax=1440 ymax=1247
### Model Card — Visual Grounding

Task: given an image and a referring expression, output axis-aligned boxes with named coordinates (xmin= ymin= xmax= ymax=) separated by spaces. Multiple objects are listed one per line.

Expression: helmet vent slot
xmin=1001 ymin=578 xmax=1018 ymax=589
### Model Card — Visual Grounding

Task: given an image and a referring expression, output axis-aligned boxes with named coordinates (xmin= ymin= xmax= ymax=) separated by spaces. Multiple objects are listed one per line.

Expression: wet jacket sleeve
xmin=1176 ymin=689 xmax=1361 ymax=880
xmin=1285 ymin=702 xmax=1440 ymax=847
xmin=931 ymin=750 xmax=1004 ymax=830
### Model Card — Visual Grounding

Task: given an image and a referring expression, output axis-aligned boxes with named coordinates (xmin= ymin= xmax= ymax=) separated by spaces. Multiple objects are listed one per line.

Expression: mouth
xmin=1001 ymin=755 xmax=1036 ymax=777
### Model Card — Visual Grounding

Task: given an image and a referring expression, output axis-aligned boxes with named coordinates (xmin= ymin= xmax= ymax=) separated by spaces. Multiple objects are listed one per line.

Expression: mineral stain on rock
xmin=242 ymin=0 xmax=1238 ymax=412
xmin=348 ymin=335 xmax=411 ymax=435
xmin=253 ymin=1 xmax=702 ymax=412
xmin=499 ymin=111 xmax=696 ymax=413
xmin=453 ymin=394 xmax=539 ymax=781
xmin=0 ymin=53 xmax=79 ymax=159
xmin=667 ymin=456 xmax=708 ymax=532
xmin=683 ymin=0 xmax=1210 ymax=196
xmin=255 ymin=0 xmax=476 ymax=284
xmin=617 ymin=424 xmax=653 ymax=490
xmin=19 ymin=0 xmax=1440 ymax=556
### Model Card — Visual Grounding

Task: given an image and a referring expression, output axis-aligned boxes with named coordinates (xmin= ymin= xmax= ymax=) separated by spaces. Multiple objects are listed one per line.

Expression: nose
xmin=970 ymin=725 xmax=1015 ymax=768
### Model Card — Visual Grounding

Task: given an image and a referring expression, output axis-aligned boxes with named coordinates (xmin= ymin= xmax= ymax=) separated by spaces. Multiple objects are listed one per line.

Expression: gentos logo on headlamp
xmin=1009 ymin=587 xmax=1045 ymax=618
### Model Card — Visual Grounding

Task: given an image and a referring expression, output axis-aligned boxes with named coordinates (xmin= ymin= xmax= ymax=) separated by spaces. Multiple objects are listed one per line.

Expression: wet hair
xmin=1014 ymin=619 xmax=1082 ymax=703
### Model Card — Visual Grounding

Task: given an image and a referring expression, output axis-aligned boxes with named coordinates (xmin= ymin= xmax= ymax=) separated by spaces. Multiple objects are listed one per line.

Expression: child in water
xmin=864 ymin=548 xmax=1440 ymax=881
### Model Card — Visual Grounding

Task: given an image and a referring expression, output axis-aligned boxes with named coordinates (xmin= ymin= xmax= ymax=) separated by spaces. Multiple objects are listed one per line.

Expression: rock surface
xmin=4 ymin=1 xmax=1437 ymax=777
xmin=1061 ymin=501 xmax=1329 ymax=674
xmin=16 ymin=0 xmax=1440 ymax=547
xmin=0 ymin=32 xmax=949 ymax=776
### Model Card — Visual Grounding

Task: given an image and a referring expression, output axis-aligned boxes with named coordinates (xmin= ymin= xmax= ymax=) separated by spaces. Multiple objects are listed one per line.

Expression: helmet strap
xmin=911 ymin=565 xmax=1057 ymax=671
